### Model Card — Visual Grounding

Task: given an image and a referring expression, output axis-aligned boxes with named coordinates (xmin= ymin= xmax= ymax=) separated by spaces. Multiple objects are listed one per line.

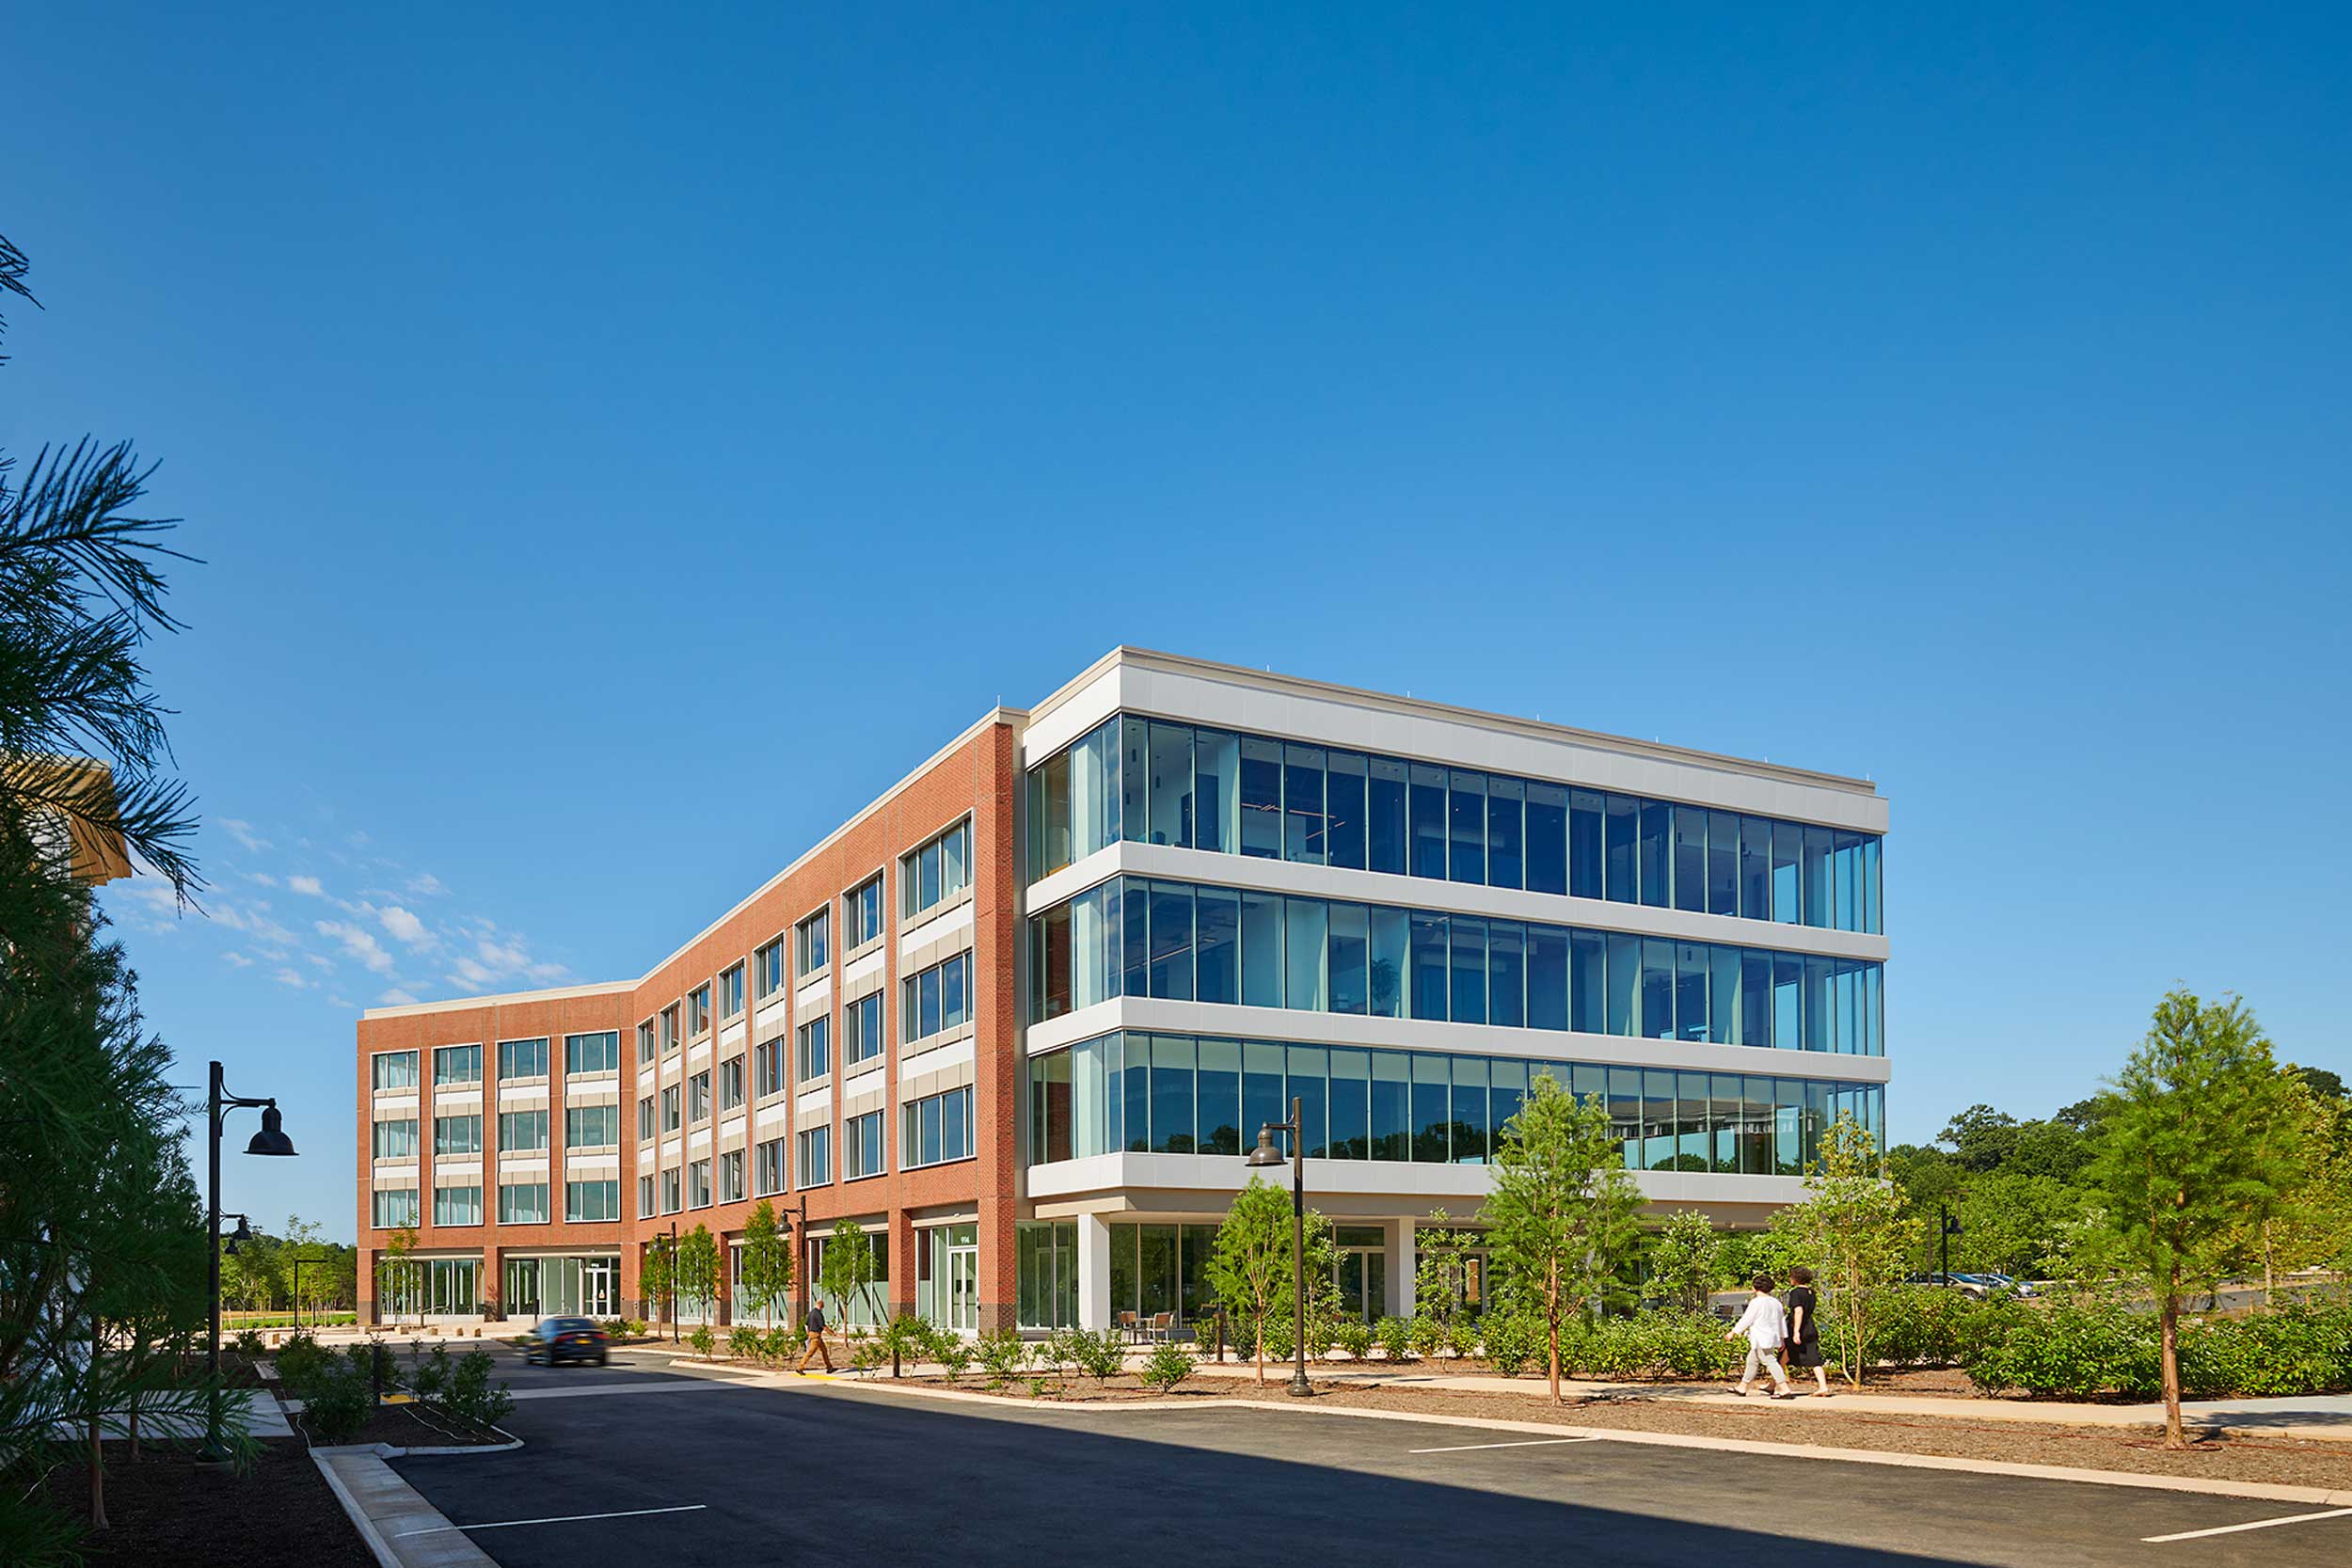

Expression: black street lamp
xmin=668 ymin=1220 xmax=679 ymax=1343
xmin=776 ymin=1194 xmax=810 ymax=1329
xmin=1939 ymin=1203 xmax=1963 ymax=1285
xmin=206 ymin=1061 xmax=295 ymax=1458
xmin=1246 ymin=1097 xmax=1311 ymax=1399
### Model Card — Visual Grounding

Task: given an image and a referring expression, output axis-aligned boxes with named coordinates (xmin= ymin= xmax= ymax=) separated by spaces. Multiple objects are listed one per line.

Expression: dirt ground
xmin=882 ymin=1370 xmax=2352 ymax=1491
xmin=41 ymin=1438 xmax=375 ymax=1568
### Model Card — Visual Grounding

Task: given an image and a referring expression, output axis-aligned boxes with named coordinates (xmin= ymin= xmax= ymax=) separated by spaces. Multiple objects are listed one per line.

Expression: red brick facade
xmin=356 ymin=716 xmax=1024 ymax=1329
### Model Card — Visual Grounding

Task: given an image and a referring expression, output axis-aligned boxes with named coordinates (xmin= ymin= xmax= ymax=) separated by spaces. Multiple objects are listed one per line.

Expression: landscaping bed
xmin=40 ymin=1439 xmax=375 ymax=1568
xmin=877 ymin=1370 xmax=2352 ymax=1490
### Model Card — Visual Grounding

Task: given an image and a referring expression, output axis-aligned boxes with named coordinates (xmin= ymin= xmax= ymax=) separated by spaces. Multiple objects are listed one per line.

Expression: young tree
xmin=739 ymin=1200 xmax=793 ymax=1329
xmin=378 ymin=1227 xmax=421 ymax=1325
xmin=2090 ymin=990 xmax=2297 ymax=1447
xmin=1414 ymin=1213 xmax=1481 ymax=1336
xmin=1769 ymin=1112 xmax=1919 ymax=1388
xmin=1647 ymin=1211 xmax=1722 ymax=1313
xmin=675 ymin=1226 xmax=722 ymax=1328
xmin=816 ymin=1219 xmax=882 ymax=1326
xmin=1205 ymin=1177 xmax=1337 ymax=1384
xmin=640 ymin=1234 xmax=677 ymax=1338
xmin=1477 ymin=1072 xmax=1644 ymax=1403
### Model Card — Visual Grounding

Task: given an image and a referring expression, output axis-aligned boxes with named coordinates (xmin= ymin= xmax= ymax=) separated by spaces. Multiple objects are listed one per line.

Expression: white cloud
xmin=328 ymin=994 xmax=357 ymax=1010
xmin=315 ymin=919 xmax=395 ymax=974
xmin=377 ymin=987 xmax=420 ymax=1006
xmin=405 ymin=873 xmax=448 ymax=897
xmin=244 ymin=871 xmax=279 ymax=888
xmin=272 ymin=966 xmax=311 ymax=990
xmin=221 ymin=951 xmax=254 ymax=968
xmin=379 ymin=906 xmax=432 ymax=949
xmin=220 ymin=818 xmax=273 ymax=853
xmin=303 ymin=952 xmax=332 ymax=970
xmin=288 ymin=875 xmax=326 ymax=897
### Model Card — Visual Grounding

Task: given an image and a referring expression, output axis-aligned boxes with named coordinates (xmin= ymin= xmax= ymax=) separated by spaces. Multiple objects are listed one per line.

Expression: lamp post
xmin=1939 ymin=1203 xmax=1963 ymax=1285
xmin=1246 ymin=1096 xmax=1311 ymax=1399
xmin=206 ymin=1061 xmax=295 ymax=1459
xmin=777 ymin=1195 xmax=809 ymax=1329
xmin=667 ymin=1220 xmax=679 ymax=1342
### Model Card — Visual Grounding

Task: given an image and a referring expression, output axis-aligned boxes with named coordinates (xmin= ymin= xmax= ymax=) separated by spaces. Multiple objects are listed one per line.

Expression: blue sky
xmin=8 ymin=5 xmax=2346 ymax=1240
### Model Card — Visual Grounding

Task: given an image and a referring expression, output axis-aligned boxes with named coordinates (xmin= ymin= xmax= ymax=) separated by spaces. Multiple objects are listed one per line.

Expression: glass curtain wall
xmin=1028 ymin=875 xmax=1883 ymax=1054
xmin=1026 ymin=1031 xmax=1880 ymax=1177
xmin=1026 ymin=715 xmax=1883 ymax=933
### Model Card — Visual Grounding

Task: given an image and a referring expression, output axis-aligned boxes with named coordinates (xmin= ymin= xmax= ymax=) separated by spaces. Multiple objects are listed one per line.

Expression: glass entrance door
xmin=505 ymin=1259 xmax=542 ymax=1320
xmin=947 ymin=1241 xmax=978 ymax=1334
xmin=580 ymin=1258 xmax=616 ymax=1318
xmin=1336 ymin=1246 xmax=1387 ymax=1323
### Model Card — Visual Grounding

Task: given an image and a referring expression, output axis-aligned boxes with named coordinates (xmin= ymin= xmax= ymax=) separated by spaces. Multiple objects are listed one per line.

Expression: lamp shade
xmin=246 ymin=1103 xmax=296 ymax=1157
xmin=1245 ymin=1125 xmax=1285 ymax=1167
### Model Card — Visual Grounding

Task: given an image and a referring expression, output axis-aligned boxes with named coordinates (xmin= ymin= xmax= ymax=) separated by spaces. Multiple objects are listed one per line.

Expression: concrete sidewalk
xmin=1182 ymin=1356 xmax=2352 ymax=1439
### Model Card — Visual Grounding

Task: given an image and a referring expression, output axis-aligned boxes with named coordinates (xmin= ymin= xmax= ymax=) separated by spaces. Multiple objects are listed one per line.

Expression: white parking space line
xmin=1408 ymin=1436 xmax=1603 ymax=1454
xmin=2142 ymin=1506 xmax=2352 ymax=1544
xmin=396 ymin=1503 xmax=707 ymax=1537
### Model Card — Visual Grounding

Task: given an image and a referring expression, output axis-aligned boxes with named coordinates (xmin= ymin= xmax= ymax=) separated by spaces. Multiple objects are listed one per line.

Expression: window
xmin=899 ymin=951 xmax=972 ymax=1043
xmin=496 ymin=1037 xmax=547 ymax=1081
xmin=756 ymin=937 xmax=787 ymax=998
xmin=565 ymin=1179 xmax=619 ymax=1222
xmin=637 ymin=1095 xmax=654 ymax=1142
xmin=432 ymin=1044 xmax=481 ymax=1085
xmin=371 ymin=1117 xmax=417 ymax=1159
xmin=845 ymin=1109 xmax=885 ymax=1179
xmin=797 ymin=1016 xmax=832 ymax=1081
xmin=499 ymin=1181 xmax=548 ymax=1224
xmin=719 ymin=1055 xmax=744 ymax=1111
xmin=797 ymin=1125 xmax=832 ymax=1188
xmin=719 ymin=962 xmax=746 ymax=1021
xmin=565 ymin=1031 xmax=620 ymax=1075
xmin=755 ymin=1136 xmax=787 ymax=1196
xmin=433 ymin=1114 xmax=481 ymax=1156
xmin=1025 ymin=1028 xmax=1879 ymax=1180
xmin=797 ymin=910 xmax=830 ymax=976
xmin=755 ymin=1037 xmax=787 ymax=1098
xmin=845 ymin=875 xmax=884 ymax=947
xmin=845 ymin=992 xmax=884 ymax=1067
xmin=688 ymin=984 xmax=711 ymax=1037
xmin=372 ymin=1188 xmax=420 ymax=1229
xmin=1025 ymin=715 xmax=1884 ymax=933
xmin=901 ymin=1085 xmax=974 ymax=1168
xmin=688 ymin=1070 xmax=711 ymax=1122
xmin=719 ymin=1148 xmax=744 ymax=1203
xmin=660 ymin=1085 xmax=681 ymax=1132
xmin=902 ymin=820 xmax=972 ymax=918
xmin=660 ymin=1169 xmax=681 ymax=1213
xmin=1022 ymin=873 xmax=1882 ymax=1053
xmin=660 ymin=1005 xmax=680 ymax=1055
xmin=687 ymin=1158 xmax=712 ymax=1209
xmin=638 ymin=1019 xmax=656 ymax=1064
xmin=496 ymin=1109 xmax=547 ymax=1152
xmin=638 ymin=1175 xmax=655 ymax=1217
xmin=565 ymin=1104 xmax=620 ymax=1148
xmin=432 ymin=1184 xmax=482 ymax=1227
xmin=371 ymin=1051 xmax=419 ymax=1091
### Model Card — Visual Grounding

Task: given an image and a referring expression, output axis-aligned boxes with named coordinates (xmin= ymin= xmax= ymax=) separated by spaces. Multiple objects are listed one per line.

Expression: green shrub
xmin=976 ymin=1326 xmax=1029 ymax=1387
xmin=688 ymin=1325 xmax=715 ymax=1360
xmin=1960 ymin=1299 xmax=2352 ymax=1401
xmin=1407 ymin=1315 xmax=1444 ymax=1360
xmin=1260 ymin=1311 xmax=1297 ymax=1363
xmin=937 ymin=1338 xmax=976 ymax=1381
xmin=439 ymin=1348 xmax=515 ymax=1433
xmin=1306 ymin=1311 xmax=1339 ymax=1361
xmin=728 ymin=1326 xmax=763 ymax=1360
xmin=301 ymin=1360 xmax=373 ymax=1445
xmin=232 ymin=1328 xmax=265 ymax=1358
xmin=1061 ymin=1326 xmax=1127 ymax=1384
xmin=1141 ymin=1340 xmax=1194 ymax=1393
xmin=1335 ymin=1319 xmax=1375 ymax=1361
xmin=1374 ymin=1316 xmax=1412 ymax=1362
xmin=1446 ymin=1318 xmax=1481 ymax=1360
xmin=1480 ymin=1312 xmax=1546 ymax=1378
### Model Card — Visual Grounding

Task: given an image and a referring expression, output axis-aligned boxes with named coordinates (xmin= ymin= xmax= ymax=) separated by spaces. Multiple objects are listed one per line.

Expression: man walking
xmin=795 ymin=1299 xmax=834 ymax=1373
xmin=1724 ymin=1272 xmax=1792 ymax=1399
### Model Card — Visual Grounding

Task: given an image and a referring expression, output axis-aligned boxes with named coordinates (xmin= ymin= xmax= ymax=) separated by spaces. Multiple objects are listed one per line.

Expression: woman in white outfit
xmin=1723 ymin=1272 xmax=1793 ymax=1399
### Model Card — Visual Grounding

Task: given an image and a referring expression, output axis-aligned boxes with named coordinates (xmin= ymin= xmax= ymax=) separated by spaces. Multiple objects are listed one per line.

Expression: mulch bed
xmin=882 ymin=1370 xmax=2352 ymax=1491
xmin=40 ymin=1439 xmax=375 ymax=1568
xmin=286 ymin=1399 xmax=508 ymax=1449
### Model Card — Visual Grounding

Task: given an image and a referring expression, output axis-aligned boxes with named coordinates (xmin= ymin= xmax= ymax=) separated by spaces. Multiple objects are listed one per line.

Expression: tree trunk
xmin=1547 ymin=1282 xmax=1562 ymax=1405
xmin=2263 ymin=1223 xmax=2275 ymax=1307
xmin=87 ymin=1318 xmax=107 ymax=1533
xmin=2157 ymin=1289 xmax=2185 ymax=1449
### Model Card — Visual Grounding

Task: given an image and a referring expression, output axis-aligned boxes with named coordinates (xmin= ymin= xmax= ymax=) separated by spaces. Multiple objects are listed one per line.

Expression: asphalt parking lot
xmin=392 ymin=1354 xmax=2352 ymax=1568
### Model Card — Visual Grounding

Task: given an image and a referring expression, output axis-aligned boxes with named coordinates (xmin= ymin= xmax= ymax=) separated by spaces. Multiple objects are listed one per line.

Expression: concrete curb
xmin=310 ymin=1449 xmax=404 ymax=1568
xmin=782 ymin=1370 xmax=2352 ymax=1508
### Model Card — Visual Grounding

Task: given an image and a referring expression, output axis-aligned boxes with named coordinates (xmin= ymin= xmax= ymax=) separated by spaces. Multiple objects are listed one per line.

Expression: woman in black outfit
xmin=1784 ymin=1265 xmax=1829 ymax=1396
